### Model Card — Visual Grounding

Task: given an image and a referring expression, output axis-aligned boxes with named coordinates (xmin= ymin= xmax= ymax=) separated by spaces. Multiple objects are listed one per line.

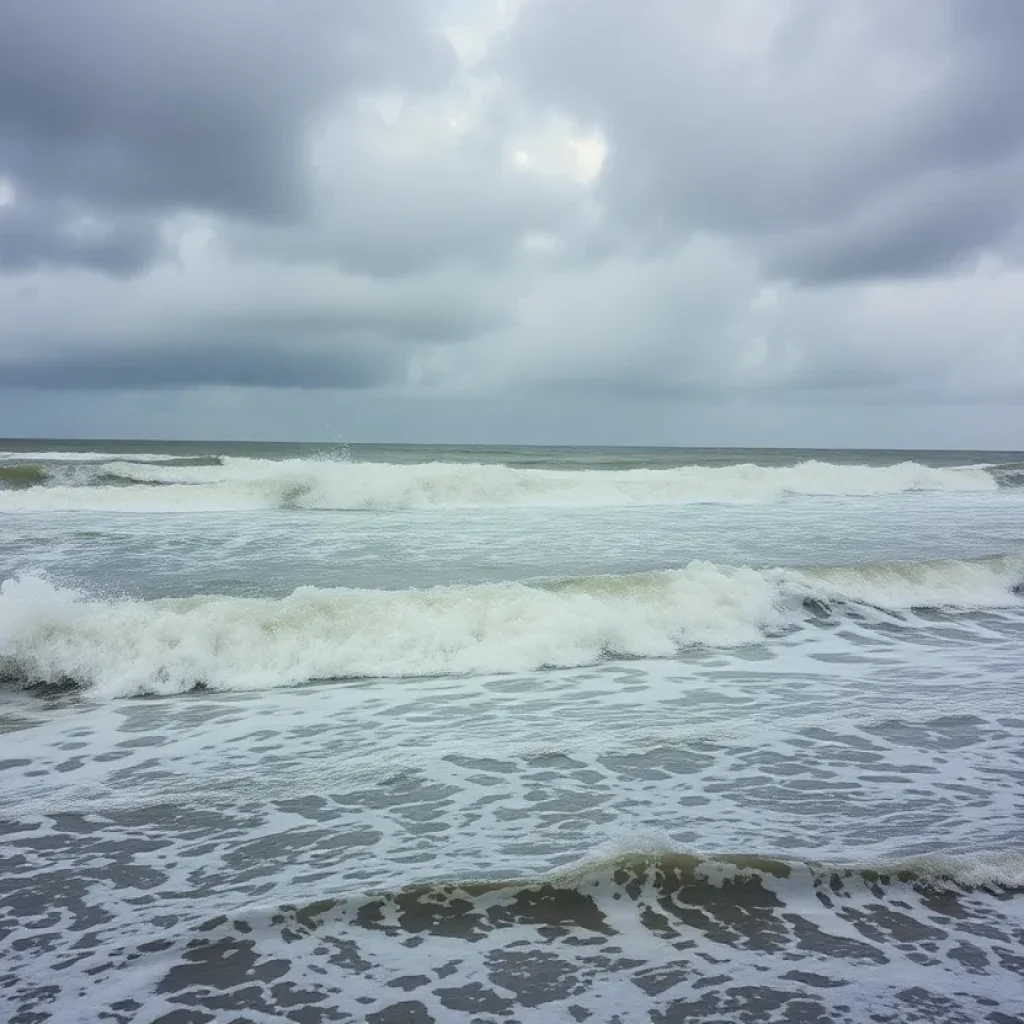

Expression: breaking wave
xmin=1 ymin=554 xmax=1021 ymax=697
xmin=0 ymin=464 xmax=47 ymax=490
xmin=138 ymin=843 xmax=1024 ymax=1023
xmin=0 ymin=456 xmax=1003 ymax=511
xmin=274 ymin=848 xmax=1024 ymax=920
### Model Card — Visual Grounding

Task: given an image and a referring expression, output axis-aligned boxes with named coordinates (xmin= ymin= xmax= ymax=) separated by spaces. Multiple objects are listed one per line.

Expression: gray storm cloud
xmin=0 ymin=0 xmax=1023 ymax=443
xmin=496 ymin=0 xmax=1024 ymax=282
xmin=0 ymin=1 xmax=453 ymax=217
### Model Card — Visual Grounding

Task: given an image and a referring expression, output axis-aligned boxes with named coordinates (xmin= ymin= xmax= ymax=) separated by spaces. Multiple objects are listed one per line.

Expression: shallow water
xmin=2 ymin=442 xmax=1023 ymax=1021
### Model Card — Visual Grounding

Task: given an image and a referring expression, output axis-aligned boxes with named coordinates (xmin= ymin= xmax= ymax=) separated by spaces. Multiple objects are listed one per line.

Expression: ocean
xmin=1 ymin=439 xmax=1023 ymax=1023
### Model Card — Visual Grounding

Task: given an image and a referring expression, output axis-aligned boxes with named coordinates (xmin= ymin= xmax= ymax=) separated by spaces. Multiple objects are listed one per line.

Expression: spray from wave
xmin=0 ymin=456 xmax=1003 ymax=511
xmin=1 ymin=554 xmax=1020 ymax=697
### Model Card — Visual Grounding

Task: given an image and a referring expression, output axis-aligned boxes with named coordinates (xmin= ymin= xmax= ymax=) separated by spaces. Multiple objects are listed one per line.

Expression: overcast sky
xmin=2 ymin=0 xmax=1024 ymax=448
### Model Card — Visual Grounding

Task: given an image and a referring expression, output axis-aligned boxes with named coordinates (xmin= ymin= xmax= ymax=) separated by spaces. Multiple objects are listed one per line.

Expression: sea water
xmin=1 ymin=441 xmax=1023 ymax=1022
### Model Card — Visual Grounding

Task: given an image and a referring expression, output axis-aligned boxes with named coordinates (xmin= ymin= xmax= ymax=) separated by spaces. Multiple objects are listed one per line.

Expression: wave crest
xmin=1 ymin=554 xmax=1020 ymax=697
xmin=267 ymin=849 xmax=1024 ymax=935
xmin=0 ymin=457 xmax=1001 ymax=512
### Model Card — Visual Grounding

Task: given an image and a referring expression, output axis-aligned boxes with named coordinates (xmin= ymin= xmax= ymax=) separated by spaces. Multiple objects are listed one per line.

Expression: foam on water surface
xmin=1 ymin=553 xmax=1022 ymax=696
xmin=2 ymin=443 xmax=1024 ymax=1022
xmin=3 ymin=659 xmax=1024 ymax=1022
xmin=0 ymin=455 xmax=1003 ymax=512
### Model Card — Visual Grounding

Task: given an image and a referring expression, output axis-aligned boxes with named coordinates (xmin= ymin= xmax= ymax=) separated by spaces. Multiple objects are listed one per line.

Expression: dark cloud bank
xmin=1 ymin=0 xmax=1023 ymax=444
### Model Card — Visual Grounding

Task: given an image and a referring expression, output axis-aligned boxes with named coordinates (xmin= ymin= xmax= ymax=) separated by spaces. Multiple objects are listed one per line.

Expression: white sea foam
xmin=0 ymin=450 xmax=182 ymax=463
xmin=793 ymin=555 xmax=1024 ymax=609
xmin=0 ymin=456 xmax=1001 ymax=512
xmin=543 ymin=844 xmax=1024 ymax=890
xmin=861 ymin=849 xmax=1024 ymax=889
xmin=1 ymin=555 xmax=1020 ymax=697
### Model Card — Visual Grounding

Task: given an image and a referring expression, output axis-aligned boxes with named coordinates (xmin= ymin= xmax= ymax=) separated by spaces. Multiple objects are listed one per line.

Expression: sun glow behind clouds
xmin=506 ymin=119 xmax=607 ymax=183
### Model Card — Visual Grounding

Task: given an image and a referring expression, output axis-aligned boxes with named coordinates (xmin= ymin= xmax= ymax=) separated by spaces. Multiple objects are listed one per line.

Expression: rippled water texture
xmin=2 ymin=441 xmax=1023 ymax=1022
